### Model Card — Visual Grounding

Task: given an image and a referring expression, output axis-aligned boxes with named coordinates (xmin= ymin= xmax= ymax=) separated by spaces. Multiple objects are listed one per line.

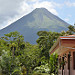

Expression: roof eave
xmin=49 ymin=37 xmax=60 ymax=53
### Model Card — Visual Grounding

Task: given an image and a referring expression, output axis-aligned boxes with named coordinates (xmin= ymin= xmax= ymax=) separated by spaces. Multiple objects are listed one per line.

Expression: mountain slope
xmin=0 ymin=8 xmax=69 ymax=44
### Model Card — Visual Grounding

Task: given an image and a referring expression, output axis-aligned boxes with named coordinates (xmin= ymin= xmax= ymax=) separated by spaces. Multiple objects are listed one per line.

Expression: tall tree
xmin=66 ymin=25 xmax=75 ymax=35
xmin=36 ymin=31 xmax=61 ymax=60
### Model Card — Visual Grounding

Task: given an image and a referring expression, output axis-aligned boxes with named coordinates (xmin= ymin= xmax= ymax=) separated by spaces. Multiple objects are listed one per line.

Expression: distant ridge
xmin=0 ymin=8 xmax=69 ymax=44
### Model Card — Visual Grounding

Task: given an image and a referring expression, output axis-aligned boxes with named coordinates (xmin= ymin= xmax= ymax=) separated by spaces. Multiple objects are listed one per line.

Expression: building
xmin=49 ymin=35 xmax=75 ymax=75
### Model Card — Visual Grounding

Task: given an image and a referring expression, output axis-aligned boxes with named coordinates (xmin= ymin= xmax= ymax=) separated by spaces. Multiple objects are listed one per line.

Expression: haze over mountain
xmin=0 ymin=8 xmax=69 ymax=44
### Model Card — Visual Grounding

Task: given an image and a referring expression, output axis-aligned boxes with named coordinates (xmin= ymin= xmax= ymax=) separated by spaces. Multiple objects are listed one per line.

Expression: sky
xmin=0 ymin=0 xmax=75 ymax=30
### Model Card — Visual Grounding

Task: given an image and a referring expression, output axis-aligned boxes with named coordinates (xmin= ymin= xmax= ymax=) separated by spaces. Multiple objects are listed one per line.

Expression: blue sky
xmin=0 ymin=0 xmax=75 ymax=29
xmin=51 ymin=0 xmax=75 ymax=25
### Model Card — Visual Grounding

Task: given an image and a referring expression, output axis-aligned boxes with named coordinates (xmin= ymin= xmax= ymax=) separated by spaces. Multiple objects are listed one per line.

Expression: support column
xmin=68 ymin=52 xmax=71 ymax=75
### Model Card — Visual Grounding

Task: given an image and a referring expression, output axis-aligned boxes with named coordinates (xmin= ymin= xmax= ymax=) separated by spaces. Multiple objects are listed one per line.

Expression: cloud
xmin=64 ymin=14 xmax=72 ymax=22
xmin=65 ymin=2 xmax=75 ymax=7
xmin=18 ymin=1 xmax=59 ymax=16
xmin=32 ymin=1 xmax=58 ymax=15
xmin=0 ymin=0 xmax=58 ymax=29
xmin=28 ymin=0 xmax=38 ymax=2
xmin=0 ymin=0 xmax=24 ymax=15
xmin=64 ymin=18 xmax=70 ymax=22
xmin=0 ymin=0 xmax=25 ymax=29
xmin=68 ymin=14 xmax=72 ymax=17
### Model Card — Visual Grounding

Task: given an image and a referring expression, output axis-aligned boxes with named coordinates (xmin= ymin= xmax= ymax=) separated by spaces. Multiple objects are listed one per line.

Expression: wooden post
xmin=68 ymin=52 xmax=71 ymax=75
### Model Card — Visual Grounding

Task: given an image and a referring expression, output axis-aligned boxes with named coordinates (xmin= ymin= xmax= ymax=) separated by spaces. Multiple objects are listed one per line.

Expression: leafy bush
xmin=33 ymin=63 xmax=49 ymax=73
xmin=32 ymin=73 xmax=50 ymax=75
xmin=0 ymin=50 xmax=22 ymax=75
xmin=49 ymin=53 xmax=58 ymax=75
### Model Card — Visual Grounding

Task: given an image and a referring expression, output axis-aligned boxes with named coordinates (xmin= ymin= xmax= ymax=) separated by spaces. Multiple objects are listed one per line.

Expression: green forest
xmin=0 ymin=25 xmax=75 ymax=75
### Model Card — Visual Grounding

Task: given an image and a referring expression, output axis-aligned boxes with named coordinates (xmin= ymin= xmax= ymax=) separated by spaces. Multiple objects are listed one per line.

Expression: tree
xmin=0 ymin=31 xmax=42 ymax=75
xmin=49 ymin=53 xmax=58 ymax=75
xmin=4 ymin=31 xmax=25 ymax=56
xmin=0 ymin=50 xmax=21 ymax=75
xmin=0 ymin=31 xmax=25 ymax=75
xmin=0 ymin=38 xmax=8 ymax=56
xmin=19 ymin=42 xmax=41 ymax=74
xmin=4 ymin=31 xmax=20 ymax=41
xmin=66 ymin=25 xmax=75 ymax=35
xmin=36 ymin=31 xmax=61 ymax=60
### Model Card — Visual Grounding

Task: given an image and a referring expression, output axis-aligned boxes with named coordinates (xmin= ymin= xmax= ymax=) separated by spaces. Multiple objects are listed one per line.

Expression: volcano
xmin=0 ymin=8 xmax=69 ymax=44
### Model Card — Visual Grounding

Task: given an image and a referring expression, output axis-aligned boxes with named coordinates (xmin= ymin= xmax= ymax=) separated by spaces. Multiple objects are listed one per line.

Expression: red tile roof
xmin=60 ymin=35 xmax=75 ymax=39
xmin=68 ymin=34 xmax=75 ymax=36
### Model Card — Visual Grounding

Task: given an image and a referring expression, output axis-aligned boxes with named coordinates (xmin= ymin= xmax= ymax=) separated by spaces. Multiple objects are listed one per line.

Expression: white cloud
xmin=64 ymin=18 xmax=70 ymax=22
xmin=0 ymin=0 xmax=58 ymax=29
xmin=32 ymin=1 xmax=58 ymax=15
xmin=0 ymin=0 xmax=24 ymax=15
xmin=68 ymin=14 xmax=72 ymax=17
xmin=29 ymin=0 xmax=38 ymax=2
xmin=65 ymin=2 xmax=75 ymax=7
xmin=0 ymin=0 xmax=25 ymax=29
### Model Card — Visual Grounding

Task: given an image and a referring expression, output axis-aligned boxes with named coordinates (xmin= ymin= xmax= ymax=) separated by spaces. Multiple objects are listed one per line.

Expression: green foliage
xmin=19 ymin=42 xmax=41 ymax=74
xmin=36 ymin=31 xmax=61 ymax=60
xmin=33 ymin=63 xmax=49 ymax=73
xmin=36 ymin=25 xmax=75 ymax=62
xmin=66 ymin=25 xmax=75 ymax=35
xmin=0 ymin=25 xmax=74 ymax=75
xmin=49 ymin=53 xmax=58 ymax=75
xmin=0 ymin=31 xmax=25 ymax=75
xmin=0 ymin=50 xmax=21 ymax=75
xmin=0 ymin=31 xmax=42 ymax=74
xmin=32 ymin=73 xmax=50 ymax=75
xmin=0 ymin=38 xmax=8 ymax=56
